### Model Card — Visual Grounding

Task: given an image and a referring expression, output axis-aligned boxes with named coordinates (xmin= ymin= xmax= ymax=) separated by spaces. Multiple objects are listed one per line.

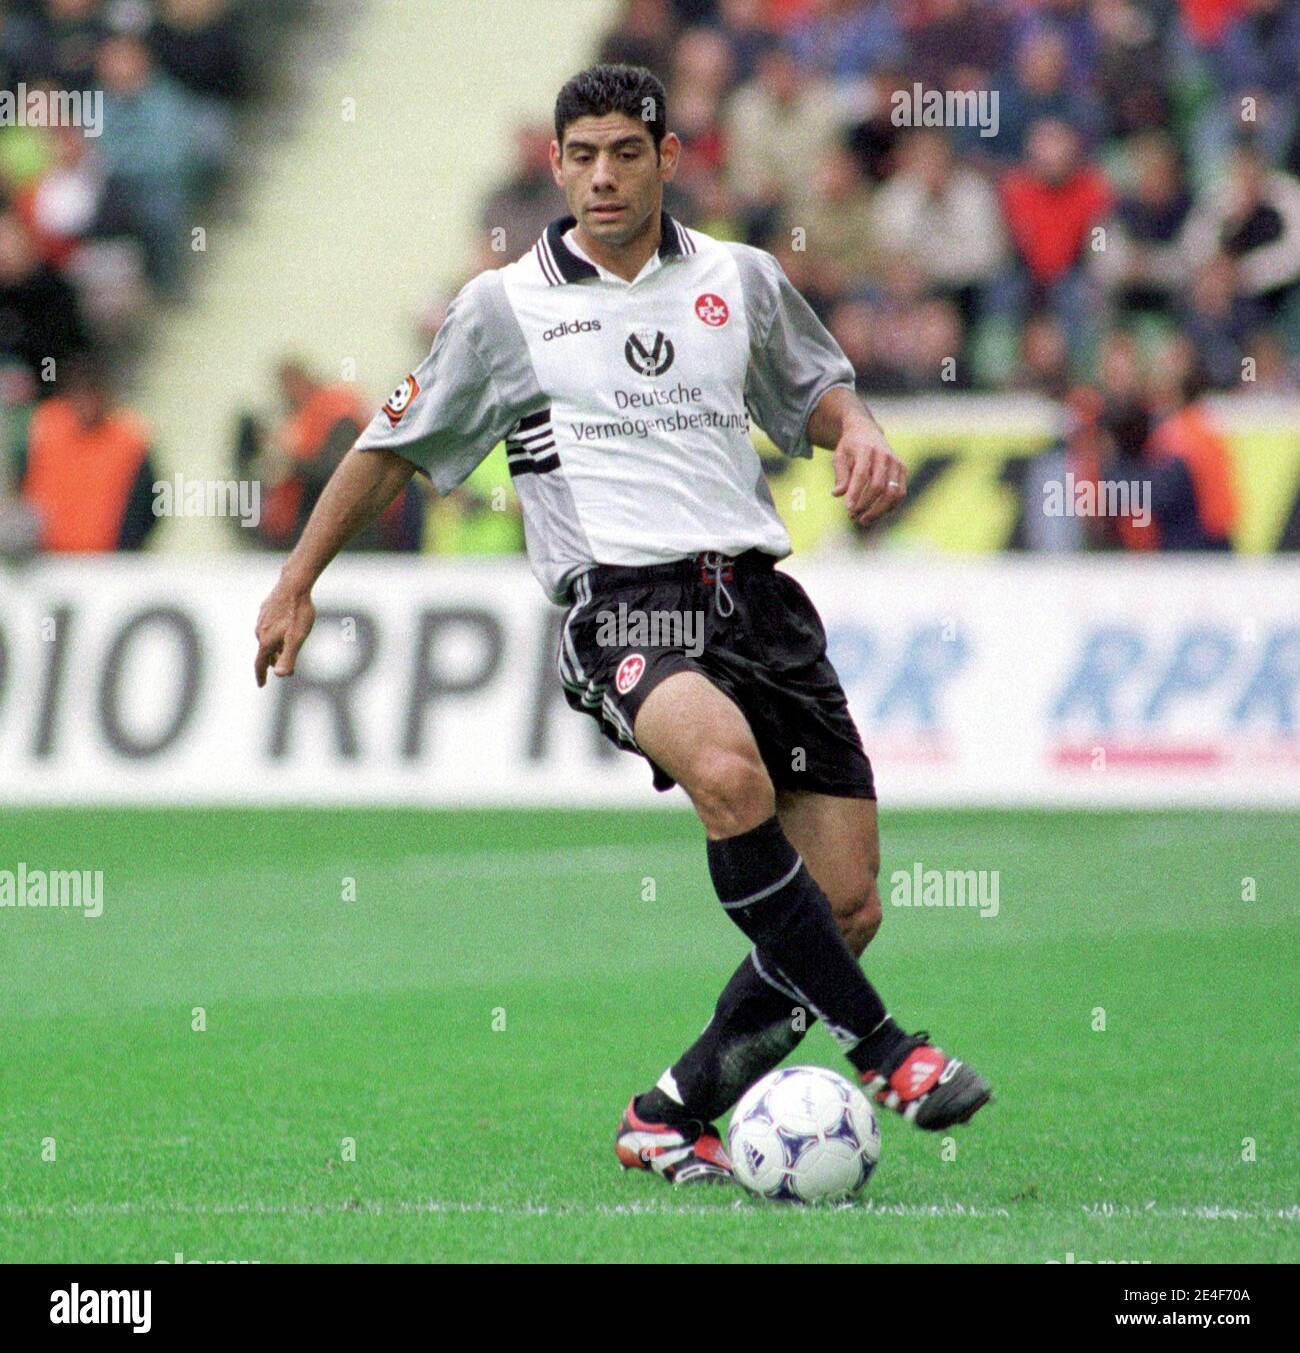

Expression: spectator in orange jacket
xmin=1110 ymin=343 xmax=1238 ymax=552
xmin=20 ymin=357 xmax=157 ymax=552
xmin=247 ymin=358 xmax=423 ymax=551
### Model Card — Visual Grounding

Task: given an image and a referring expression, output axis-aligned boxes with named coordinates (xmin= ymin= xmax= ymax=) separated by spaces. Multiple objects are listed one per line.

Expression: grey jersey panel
xmin=354 ymin=270 xmax=545 ymax=493
xmin=726 ymin=242 xmax=855 ymax=459
xmin=502 ymin=407 xmax=597 ymax=601
xmin=514 ymin=472 xmax=597 ymax=601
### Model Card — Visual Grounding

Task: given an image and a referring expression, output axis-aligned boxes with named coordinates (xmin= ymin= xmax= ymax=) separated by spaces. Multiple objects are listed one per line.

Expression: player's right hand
xmin=254 ymin=580 xmax=316 ymax=687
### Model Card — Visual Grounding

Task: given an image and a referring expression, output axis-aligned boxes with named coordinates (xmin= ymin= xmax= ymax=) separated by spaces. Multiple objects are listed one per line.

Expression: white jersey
xmin=355 ymin=212 xmax=854 ymax=602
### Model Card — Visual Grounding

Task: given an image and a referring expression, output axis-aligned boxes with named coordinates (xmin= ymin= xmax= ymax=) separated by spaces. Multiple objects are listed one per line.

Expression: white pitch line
xmin=1081 ymin=1203 xmax=1300 ymax=1223
xmin=0 ymin=1198 xmax=1014 ymax=1221
xmin=2 ymin=1199 xmax=1293 ymax=1223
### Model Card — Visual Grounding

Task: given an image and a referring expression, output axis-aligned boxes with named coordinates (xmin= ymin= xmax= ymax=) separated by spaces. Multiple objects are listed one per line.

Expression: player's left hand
xmin=831 ymin=420 xmax=907 ymax=527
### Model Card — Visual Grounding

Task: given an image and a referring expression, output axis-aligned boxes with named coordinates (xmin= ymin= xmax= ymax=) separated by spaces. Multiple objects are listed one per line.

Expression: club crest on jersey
xmin=382 ymin=374 xmax=419 ymax=426
xmin=695 ymin=293 xmax=729 ymax=326
xmin=624 ymin=329 xmax=675 ymax=377
xmin=615 ymin=652 xmax=646 ymax=694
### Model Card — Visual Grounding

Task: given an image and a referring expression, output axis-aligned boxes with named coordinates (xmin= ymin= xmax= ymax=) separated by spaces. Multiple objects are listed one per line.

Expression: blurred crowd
xmin=3 ymin=0 xmax=1297 ymax=556
xmin=481 ymin=0 xmax=1300 ymax=400
xmin=1 ymin=0 xmax=255 ymax=349
xmin=455 ymin=0 xmax=1300 ymax=552
xmin=0 ymin=0 xmax=305 ymax=553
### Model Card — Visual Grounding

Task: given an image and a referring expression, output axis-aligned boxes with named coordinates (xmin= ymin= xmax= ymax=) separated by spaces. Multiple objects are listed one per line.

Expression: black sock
xmin=636 ymin=948 xmax=912 ymax=1127
xmin=636 ymin=818 xmax=913 ymax=1126
xmin=639 ymin=950 xmax=811 ymax=1126
xmin=706 ymin=815 xmax=902 ymax=1076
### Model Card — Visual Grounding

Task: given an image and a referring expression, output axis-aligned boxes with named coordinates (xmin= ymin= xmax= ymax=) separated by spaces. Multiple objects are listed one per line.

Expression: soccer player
xmin=254 ymin=64 xmax=991 ymax=1185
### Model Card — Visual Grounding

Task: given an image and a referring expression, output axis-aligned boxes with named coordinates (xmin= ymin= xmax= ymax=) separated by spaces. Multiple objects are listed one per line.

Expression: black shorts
xmin=557 ymin=549 xmax=875 ymax=799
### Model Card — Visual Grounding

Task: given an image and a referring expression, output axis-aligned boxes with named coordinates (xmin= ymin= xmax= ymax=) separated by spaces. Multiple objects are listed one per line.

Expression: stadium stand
xmin=0 ymin=0 xmax=318 ymax=552
xmin=3 ymin=0 xmax=1298 ymax=555
xmin=452 ymin=0 xmax=1300 ymax=553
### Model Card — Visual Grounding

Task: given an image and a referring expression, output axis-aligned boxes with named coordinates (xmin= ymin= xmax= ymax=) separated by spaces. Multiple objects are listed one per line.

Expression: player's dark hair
xmin=554 ymin=64 xmax=667 ymax=154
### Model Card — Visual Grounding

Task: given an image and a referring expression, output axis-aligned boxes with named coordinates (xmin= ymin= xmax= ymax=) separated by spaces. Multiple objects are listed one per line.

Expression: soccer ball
xmin=727 ymin=1065 xmax=881 ymax=1203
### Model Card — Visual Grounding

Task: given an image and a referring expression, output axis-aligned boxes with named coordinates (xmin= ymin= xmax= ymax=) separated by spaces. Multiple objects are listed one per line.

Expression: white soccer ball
xmin=727 ymin=1065 xmax=881 ymax=1203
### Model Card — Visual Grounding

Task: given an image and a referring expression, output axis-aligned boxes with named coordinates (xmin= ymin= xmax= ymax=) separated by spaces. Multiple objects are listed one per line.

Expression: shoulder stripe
xmin=534 ymin=239 xmax=562 ymax=287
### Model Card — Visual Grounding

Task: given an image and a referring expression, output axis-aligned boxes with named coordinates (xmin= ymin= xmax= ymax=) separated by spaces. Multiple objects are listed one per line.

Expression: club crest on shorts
xmin=615 ymin=653 xmax=646 ymax=695
xmin=382 ymin=374 xmax=420 ymax=425
xmin=695 ymin=293 xmax=729 ymax=326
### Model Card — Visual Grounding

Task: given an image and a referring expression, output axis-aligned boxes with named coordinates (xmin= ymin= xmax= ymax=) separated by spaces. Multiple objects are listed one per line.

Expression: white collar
xmin=563 ymin=227 xmax=663 ymax=286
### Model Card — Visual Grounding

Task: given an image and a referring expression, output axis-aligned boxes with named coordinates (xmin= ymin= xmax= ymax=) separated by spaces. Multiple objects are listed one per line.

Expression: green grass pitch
xmin=1 ymin=806 xmax=1295 ymax=1264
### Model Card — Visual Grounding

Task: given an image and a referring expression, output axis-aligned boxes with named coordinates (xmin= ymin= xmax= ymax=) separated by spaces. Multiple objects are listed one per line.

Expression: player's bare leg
xmin=617 ymin=672 xmax=954 ymax=1184
xmin=774 ymin=789 xmax=988 ymax=1123
xmin=615 ymin=671 xmax=773 ymax=1183
xmin=775 ymin=790 xmax=883 ymax=959
xmin=617 ymin=677 xmax=990 ymax=1183
xmin=633 ymin=670 xmax=775 ymax=837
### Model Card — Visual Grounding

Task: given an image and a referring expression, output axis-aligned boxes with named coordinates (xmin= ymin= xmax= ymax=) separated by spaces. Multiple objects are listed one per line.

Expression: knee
xmin=687 ymin=745 xmax=775 ymax=838
xmin=834 ymin=879 xmax=882 ymax=957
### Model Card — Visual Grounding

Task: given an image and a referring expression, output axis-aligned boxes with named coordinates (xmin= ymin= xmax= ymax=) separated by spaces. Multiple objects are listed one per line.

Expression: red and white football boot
xmin=860 ymin=1032 xmax=991 ymax=1130
xmin=614 ymin=1097 xmax=735 ymax=1185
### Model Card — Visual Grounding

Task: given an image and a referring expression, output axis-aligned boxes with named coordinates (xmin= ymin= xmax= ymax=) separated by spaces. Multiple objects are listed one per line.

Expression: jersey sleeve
xmin=737 ymin=247 xmax=855 ymax=459
xmin=354 ymin=271 xmax=535 ymax=493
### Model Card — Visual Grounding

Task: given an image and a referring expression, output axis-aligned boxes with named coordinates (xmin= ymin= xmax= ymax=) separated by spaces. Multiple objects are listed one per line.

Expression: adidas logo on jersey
xmin=543 ymin=319 xmax=602 ymax=341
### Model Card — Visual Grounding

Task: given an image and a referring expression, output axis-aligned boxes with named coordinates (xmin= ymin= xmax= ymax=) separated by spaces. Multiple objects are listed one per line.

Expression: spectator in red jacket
xmin=997 ymin=118 xmax=1112 ymax=359
xmin=1002 ymin=120 xmax=1113 ymax=285
xmin=1176 ymin=0 xmax=1249 ymax=49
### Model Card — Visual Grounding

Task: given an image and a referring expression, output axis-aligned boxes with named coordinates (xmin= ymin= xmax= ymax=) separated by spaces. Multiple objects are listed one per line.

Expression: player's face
xmin=551 ymin=113 xmax=679 ymax=247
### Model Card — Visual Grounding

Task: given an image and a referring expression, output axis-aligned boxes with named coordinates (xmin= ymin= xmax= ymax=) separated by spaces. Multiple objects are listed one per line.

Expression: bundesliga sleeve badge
xmin=382 ymin=374 xmax=420 ymax=426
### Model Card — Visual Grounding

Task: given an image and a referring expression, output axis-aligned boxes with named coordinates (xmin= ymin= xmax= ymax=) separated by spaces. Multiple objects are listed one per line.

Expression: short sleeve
xmin=354 ymin=272 xmax=534 ymax=493
xmin=735 ymin=247 xmax=855 ymax=459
